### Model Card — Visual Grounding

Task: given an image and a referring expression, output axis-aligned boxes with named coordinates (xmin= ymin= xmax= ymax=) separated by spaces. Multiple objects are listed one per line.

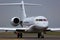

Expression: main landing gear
xmin=38 ymin=32 xmax=44 ymax=38
xmin=17 ymin=32 xmax=22 ymax=38
xmin=16 ymin=32 xmax=44 ymax=38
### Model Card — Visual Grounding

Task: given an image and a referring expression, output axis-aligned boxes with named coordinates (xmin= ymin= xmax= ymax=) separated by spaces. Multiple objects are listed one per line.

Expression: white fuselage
xmin=23 ymin=16 xmax=48 ymax=30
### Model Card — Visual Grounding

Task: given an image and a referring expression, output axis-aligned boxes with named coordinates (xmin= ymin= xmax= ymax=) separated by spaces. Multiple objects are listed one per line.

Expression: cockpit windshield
xmin=36 ymin=19 xmax=47 ymax=21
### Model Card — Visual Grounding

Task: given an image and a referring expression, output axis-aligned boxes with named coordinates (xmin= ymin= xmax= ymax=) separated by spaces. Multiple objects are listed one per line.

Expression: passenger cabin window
xmin=36 ymin=19 xmax=47 ymax=21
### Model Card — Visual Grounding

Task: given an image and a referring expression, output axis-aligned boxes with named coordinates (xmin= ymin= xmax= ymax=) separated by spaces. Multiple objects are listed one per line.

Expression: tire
xmin=38 ymin=32 xmax=44 ymax=38
xmin=41 ymin=36 xmax=44 ymax=38
xmin=17 ymin=33 xmax=19 ymax=38
xmin=38 ymin=33 xmax=41 ymax=38
xmin=41 ymin=32 xmax=44 ymax=38
xmin=17 ymin=33 xmax=22 ymax=38
xmin=20 ymin=33 xmax=22 ymax=38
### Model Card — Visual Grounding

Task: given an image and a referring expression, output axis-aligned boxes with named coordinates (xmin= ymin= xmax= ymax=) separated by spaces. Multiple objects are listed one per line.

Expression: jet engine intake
xmin=11 ymin=17 xmax=20 ymax=26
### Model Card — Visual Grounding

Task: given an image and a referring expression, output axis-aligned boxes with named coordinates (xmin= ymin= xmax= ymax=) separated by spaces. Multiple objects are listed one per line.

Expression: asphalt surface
xmin=0 ymin=33 xmax=60 ymax=40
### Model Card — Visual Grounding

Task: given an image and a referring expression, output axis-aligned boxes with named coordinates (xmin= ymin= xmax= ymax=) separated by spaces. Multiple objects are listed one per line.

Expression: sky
xmin=0 ymin=0 xmax=60 ymax=28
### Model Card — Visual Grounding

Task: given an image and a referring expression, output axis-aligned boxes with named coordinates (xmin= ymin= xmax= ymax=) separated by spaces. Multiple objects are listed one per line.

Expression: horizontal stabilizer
xmin=0 ymin=3 xmax=22 ymax=5
xmin=0 ymin=3 xmax=41 ymax=6
xmin=24 ymin=3 xmax=41 ymax=6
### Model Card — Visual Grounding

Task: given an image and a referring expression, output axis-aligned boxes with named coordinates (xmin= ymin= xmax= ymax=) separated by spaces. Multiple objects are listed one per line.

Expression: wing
xmin=47 ymin=28 xmax=60 ymax=31
xmin=0 ymin=25 xmax=34 ymax=31
xmin=0 ymin=28 xmax=28 ymax=31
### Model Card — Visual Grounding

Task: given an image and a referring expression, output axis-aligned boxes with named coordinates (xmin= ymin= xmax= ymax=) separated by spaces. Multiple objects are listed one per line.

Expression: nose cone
xmin=35 ymin=21 xmax=48 ymax=28
xmin=41 ymin=21 xmax=48 ymax=27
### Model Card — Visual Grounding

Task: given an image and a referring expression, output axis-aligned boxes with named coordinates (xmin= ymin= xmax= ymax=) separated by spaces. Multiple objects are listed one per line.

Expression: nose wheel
xmin=38 ymin=32 xmax=44 ymax=38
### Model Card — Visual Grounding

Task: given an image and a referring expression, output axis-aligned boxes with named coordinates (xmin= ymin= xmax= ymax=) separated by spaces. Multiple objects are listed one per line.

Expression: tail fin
xmin=20 ymin=0 xmax=26 ymax=20
xmin=20 ymin=0 xmax=41 ymax=20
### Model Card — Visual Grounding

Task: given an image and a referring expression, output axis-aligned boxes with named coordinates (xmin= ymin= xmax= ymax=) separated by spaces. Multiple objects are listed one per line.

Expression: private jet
xmin=0 ymin=0 xmax=60 ymax=38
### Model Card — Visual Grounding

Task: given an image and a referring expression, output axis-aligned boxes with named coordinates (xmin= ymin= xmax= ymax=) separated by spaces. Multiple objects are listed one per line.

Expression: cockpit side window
xmin=44 ymin=19 xmax=47 ymax=21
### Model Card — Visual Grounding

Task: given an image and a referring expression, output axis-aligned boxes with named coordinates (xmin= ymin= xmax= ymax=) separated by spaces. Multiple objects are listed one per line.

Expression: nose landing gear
xmin=38 ymin=32 xmax=44 ymax=38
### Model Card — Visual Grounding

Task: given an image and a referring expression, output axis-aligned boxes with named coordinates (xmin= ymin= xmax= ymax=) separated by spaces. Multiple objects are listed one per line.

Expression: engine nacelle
xmin=11 ymin=17 xmax=20 ymax=26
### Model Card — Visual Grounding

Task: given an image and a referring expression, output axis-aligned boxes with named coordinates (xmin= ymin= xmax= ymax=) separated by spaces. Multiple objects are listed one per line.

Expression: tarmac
xmin=0 ymin=32 xmax=60 ymax=40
